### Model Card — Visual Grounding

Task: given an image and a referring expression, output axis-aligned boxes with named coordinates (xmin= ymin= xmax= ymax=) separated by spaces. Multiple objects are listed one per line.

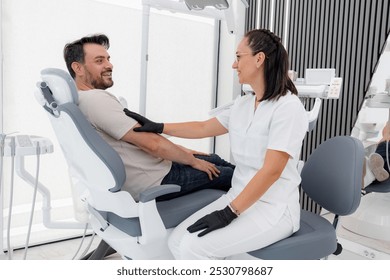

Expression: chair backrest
xmin=301 ymin=136 xmax=364 ymax=215
xmin=36 ymin=68 xmax=126 ymax=195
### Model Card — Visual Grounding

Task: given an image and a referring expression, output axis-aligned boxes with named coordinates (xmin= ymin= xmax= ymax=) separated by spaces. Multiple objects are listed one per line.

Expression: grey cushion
xmin=248 ymin=210 xmax=337 ymax=260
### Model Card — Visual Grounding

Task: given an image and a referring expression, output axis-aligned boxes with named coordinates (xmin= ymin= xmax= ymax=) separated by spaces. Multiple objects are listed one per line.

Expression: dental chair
xmin=35 ymin=68 xmax=224 ymax=259
xmin=247 ymin=135 xmax=364 ymax=259
xmin=36 ymin=68 xmax=363 ymax=260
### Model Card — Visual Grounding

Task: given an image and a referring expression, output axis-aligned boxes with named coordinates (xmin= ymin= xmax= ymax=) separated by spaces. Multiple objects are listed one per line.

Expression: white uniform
xmin=168 ymin=92 xmax=308 ymax=259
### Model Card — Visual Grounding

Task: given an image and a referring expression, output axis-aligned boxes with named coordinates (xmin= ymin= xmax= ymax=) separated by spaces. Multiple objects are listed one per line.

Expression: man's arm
xmin=121 ymin=126 xmax=220 ymax=180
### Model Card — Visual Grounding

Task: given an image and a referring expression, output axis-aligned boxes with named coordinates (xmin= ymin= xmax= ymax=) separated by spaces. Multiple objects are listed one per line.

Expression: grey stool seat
xmin=248 ymin=136 xmax=364 ymax=260
xmin=249 ymin=210 xmax=336 ymax=259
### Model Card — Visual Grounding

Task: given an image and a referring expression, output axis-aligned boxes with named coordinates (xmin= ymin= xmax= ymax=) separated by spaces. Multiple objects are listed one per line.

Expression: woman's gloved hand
xmin=187 ymin=206 xmax=238 ymax=237
xmin=123 ymin=108 xmax=164 ymax=134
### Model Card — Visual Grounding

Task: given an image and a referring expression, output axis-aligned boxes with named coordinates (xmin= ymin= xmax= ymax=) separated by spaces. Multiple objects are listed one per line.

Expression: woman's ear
xmin=256 ymin=52 xmax=266 ymax=68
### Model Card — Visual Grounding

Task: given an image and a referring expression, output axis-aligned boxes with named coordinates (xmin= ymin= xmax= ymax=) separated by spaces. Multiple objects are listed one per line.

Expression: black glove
xmin=187 ymin=206 xmax=238 ymax=237
xmin=123 ymin=108 xmax=164 ymax=134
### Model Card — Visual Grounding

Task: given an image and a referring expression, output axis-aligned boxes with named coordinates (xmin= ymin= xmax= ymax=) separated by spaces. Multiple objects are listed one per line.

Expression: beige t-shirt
xmin=77 ymin=89 xmax=172 ymax=201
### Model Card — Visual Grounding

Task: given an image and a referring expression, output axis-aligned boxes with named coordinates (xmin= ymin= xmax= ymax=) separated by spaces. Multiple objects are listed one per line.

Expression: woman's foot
xmin=368 ymin=153 xmax=389 ymax=182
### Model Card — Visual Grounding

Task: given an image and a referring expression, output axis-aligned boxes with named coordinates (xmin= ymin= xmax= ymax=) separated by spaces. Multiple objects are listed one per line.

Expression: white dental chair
xmin=35 ymin=68 xmax=224 ymax=259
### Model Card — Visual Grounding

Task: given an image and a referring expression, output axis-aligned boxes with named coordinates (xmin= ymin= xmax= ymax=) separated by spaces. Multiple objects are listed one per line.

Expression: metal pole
xmin=139 ymin=4 xmax=150 ymax=116
xmin=0 ymin=0 xmax=5 ymax=256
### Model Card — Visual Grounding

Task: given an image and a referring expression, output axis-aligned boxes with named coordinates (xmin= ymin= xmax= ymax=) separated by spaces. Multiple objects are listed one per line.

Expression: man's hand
xmin=187 ymin=206 xmax=238 ymax=237
xmin=190 ymin=157 xmax=220 ymax=180
xmin=123 ymin=108 xmax=164 ymax=134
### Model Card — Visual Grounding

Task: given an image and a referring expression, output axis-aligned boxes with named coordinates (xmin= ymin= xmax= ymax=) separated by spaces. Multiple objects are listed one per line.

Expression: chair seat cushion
xmin=105 ymin=189 xmax=225 ymax=237
xmin=248 ymin=210 xmax=337 ymax=260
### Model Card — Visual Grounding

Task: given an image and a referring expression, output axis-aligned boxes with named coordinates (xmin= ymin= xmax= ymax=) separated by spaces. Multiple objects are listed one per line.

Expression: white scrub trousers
xmin=168 ymin=194 xmax=295 ymax=259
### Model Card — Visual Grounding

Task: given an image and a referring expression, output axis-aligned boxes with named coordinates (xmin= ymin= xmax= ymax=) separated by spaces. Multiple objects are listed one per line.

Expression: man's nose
xmin=105 ymin=60 xmax=113 ymax=69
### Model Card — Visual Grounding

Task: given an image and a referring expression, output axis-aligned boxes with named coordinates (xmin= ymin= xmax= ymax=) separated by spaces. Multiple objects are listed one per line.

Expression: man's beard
xmin=85 ymin=67 xmax=114 ymax=90
xmin=91 ymin=76 xmax=113 ymax=90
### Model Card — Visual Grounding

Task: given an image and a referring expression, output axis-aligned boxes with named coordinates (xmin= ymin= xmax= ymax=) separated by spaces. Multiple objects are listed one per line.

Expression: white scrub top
xmin=216 ymin=92 xmax=308 ymax=231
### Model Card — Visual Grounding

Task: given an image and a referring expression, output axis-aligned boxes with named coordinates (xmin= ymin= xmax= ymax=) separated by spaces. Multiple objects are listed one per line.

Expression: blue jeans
xmin=158 ymin=154 xmax=235 ymax=201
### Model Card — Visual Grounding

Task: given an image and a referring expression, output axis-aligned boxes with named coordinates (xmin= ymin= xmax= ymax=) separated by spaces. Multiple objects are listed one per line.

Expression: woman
xmin=125 ymin=29 xmax=308 ymax=259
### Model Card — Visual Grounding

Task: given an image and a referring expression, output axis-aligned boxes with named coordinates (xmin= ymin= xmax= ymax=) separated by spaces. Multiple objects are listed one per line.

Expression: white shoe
xmin=368 ymin=153 xmax=389 ymax=182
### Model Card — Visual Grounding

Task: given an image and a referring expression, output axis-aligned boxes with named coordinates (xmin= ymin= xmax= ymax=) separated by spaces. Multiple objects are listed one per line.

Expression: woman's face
xmin=232 ymin=38 xmax=263 ymax=85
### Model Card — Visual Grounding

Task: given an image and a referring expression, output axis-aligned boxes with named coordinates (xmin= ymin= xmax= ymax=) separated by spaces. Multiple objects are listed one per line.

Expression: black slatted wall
xmin=245 ymin=0 xmax=390 ymax=212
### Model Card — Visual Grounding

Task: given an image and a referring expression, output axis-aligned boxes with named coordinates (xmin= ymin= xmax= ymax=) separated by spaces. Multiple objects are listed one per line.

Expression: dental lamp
xmin=184 ymin=0 xmax=229 ymax=10
xmin=183 ymin=1 xmax=249 ymax=34
xmin=142 ymin=0 xmax=249 ymax=35
xmin=184 ymin=0 xmax=249 ymax=10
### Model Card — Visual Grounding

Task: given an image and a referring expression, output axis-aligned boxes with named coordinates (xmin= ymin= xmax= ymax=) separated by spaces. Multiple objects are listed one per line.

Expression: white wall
xmin=1 ymin=0 xmax=236 ymax=247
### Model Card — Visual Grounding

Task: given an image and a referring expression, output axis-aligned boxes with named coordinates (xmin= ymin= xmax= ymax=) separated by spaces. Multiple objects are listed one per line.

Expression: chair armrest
xmin=139 ymin=184 xmax=181 ymax=202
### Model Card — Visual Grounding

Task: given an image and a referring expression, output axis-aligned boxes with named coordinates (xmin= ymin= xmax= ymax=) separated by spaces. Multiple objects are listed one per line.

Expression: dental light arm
xmin=143 ymin=0 xmax=249 ymax=35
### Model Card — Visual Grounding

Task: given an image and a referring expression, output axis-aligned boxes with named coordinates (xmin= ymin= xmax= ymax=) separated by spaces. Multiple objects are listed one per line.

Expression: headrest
xmin=35 ymin=68 xmax=79 ymax=115
xmin=41 ymin=68 xmax=78 ymax=105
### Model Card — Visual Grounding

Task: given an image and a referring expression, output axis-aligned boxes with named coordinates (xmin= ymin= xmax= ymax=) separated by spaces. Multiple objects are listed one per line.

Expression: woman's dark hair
xmin=245 ymin=29 xmax=297 ymax=101
xmin=63 ymin=34 xmax=110 ymax=78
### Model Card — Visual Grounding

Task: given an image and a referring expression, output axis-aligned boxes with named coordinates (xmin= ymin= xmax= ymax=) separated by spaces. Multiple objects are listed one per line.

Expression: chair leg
xmin=81 ymin=240 xmax=117 ymax=260
xmin=333 ymin=242 xmax=343 ymax=256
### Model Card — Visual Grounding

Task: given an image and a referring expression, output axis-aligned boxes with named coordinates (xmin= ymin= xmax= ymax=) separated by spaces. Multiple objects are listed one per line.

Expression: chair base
xmin=342 ymin=192 xmax=390 ymax=241
xmin=81 ymin=240 xmax=117 ymax=260
xmin=89 ymin=213 xmax=175 ymax=259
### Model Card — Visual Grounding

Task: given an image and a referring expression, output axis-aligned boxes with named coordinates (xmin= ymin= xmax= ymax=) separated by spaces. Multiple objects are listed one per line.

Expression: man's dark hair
xmin=63 ymin=34 xmax=110 ymax=78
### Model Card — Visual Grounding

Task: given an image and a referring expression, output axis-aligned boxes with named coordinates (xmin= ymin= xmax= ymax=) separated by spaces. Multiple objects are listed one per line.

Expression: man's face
xmin=81 ymin=43 xmax=113 ymax=90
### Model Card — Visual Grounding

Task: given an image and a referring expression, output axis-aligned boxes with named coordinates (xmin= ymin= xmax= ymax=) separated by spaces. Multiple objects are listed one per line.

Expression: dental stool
xmin=35 ymin=68 xmax=224 ymax=259
xmin=247 ymin=136 xmax=364 ymax=259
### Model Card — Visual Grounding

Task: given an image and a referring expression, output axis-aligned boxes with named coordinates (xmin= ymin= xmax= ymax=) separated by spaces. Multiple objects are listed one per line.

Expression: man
xmin=63 ymin=34 xmax=234 ymax=201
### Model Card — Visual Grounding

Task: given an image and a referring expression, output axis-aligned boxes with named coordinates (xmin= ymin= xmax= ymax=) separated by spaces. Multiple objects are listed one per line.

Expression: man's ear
xmin=71 ymin=62 xmax=83 ymax=76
